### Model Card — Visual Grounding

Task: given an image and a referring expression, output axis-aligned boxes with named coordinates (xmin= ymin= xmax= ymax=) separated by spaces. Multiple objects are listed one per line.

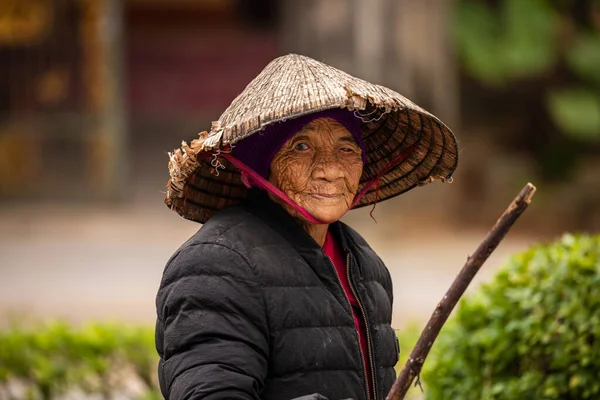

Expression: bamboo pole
xmin=386 ymin=182 xmax=537 ymax=400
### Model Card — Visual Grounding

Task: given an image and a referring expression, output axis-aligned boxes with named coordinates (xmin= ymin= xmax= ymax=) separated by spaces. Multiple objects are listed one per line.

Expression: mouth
xmin=308 ymin=193 xmax=344 ymax=201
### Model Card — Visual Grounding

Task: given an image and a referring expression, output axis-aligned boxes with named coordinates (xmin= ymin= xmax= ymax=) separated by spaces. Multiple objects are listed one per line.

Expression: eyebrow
xmin=290 ymin=135 xmax=311 ymax=142
xmin=292 ymin=133 xmax=358 ymax=145
xmin=339 ymin=136 xmax=358 ymax=144
xmin=292 ymin=126 xmax=358 ymax=145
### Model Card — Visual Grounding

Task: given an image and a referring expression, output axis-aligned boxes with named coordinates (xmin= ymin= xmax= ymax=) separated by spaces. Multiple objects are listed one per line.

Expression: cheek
xmin=344 ymin=161 xmax=364 ymax=190
xmin=270 ymin=155 xmax=311 ymax=194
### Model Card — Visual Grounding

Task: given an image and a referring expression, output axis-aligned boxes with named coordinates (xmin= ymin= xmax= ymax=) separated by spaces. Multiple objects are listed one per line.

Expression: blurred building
xmin=0 ymin=0 xmax=279 ymax=201
xmin=1 ymin=0 xmax=598 ymax=232
xmin=0 ymin=0 xmax=459 ymax=202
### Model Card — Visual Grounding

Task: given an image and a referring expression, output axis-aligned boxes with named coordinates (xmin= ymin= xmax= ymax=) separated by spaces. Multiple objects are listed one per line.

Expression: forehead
xmin=299 ymin=117 xmax=353 ymax=138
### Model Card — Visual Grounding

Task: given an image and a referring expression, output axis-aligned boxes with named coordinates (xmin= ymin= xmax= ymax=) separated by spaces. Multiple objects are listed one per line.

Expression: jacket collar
xmin=242 ymin=190 xmax=360 ymax=308
xmin=243 ymin=190 xmax=325 ymax=250
xmin=242 ymin=188 xmax=361 ymax=253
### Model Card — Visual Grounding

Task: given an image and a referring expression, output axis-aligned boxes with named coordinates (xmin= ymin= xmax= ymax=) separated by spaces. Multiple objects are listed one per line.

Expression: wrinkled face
xmin=269 ymin=117 xmax=364 ymax=223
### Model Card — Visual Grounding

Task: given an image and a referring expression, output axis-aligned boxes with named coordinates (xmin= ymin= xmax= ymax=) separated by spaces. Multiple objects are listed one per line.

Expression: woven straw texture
xmin=165 ymin=54 xmax=459 ymax=223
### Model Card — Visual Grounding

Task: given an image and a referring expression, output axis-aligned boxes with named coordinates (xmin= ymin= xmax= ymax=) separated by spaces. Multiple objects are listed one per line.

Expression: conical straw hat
xmin=165 ymin=53 xmax=459 ymax=223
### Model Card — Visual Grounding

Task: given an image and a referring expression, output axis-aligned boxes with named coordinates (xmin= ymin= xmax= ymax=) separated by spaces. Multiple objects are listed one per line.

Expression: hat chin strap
xmin=221 ymin=153 xmax=371 ymax=225
xmin=218 ymin=140 xmax=418 ymax=225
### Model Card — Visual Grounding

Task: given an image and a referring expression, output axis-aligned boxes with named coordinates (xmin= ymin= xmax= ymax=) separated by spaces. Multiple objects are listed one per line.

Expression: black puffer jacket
xmin=156 ymin=192 xmax=398 ymax=400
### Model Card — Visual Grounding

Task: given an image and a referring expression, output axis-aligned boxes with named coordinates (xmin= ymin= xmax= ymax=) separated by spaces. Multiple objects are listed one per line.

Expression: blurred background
xmin=1 ymin=0 xmax=599 ymax=336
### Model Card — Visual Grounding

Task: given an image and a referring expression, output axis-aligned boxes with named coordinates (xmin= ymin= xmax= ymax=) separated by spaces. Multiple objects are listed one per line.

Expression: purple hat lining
xmin=232 ymin=108 xmax=366 ymax=180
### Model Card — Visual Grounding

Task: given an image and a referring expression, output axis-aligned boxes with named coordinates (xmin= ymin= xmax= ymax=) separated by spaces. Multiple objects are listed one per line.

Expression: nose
xmin=311 ymin=152 xmax=344 ymax=181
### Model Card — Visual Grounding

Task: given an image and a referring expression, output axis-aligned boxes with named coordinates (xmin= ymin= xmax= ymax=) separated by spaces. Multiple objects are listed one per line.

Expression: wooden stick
xmin=386 ymin=182 xmax=537 ymax=400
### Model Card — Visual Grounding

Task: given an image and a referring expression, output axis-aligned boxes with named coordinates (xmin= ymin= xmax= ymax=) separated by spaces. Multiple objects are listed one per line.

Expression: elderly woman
xmin=156 ymin=54 xmax=458 ymax=400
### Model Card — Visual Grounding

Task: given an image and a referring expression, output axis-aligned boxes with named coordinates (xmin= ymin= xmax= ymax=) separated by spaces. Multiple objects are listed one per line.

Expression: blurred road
xmin=0 ymin=198 xmax=540 ymax=328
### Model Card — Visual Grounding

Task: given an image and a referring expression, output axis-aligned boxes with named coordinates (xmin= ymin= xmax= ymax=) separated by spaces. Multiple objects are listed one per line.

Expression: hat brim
xmin=165 ymin=54 xmax=459 ymax=223
xmin=166 ymin=102 xmax=458 ymax=224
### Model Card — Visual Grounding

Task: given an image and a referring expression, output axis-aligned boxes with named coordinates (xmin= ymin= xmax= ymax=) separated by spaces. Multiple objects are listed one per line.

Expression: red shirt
xmin=323 ymin=231 xmax=373 ymax=398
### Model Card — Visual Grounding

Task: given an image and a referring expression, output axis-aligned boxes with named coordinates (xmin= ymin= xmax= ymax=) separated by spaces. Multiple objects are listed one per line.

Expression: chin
xmin=292 ymin=196 xmax=350 ymax=224
xmin=313 ymin=214 xmax=344 ymax=224
xmin=305 ymin=205 xmax=348 ymax=224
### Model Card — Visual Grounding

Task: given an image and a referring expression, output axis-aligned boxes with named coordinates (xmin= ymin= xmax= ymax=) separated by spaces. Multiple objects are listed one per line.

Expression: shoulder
xmin=184 ymin=203 xmax=282 ymax=251
xmin=171 ymin=204 xmax=263 ymax=255
xmin=157 ymin=206 xmax=267 ymax=318
xmin=165 ymin=205 xmax=257 ymax=268
xmin=162 ymin=204 xmax=285 ymax=283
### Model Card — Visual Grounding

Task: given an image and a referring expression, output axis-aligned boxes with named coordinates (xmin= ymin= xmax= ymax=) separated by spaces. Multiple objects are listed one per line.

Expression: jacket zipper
xmin=324 ymin=256 xmax=372 ymax=400
xmin=346 ymin=253 xmax=378 ymax=400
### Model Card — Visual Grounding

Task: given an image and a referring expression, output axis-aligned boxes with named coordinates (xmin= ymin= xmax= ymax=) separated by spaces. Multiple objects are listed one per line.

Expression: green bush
xmin=454 ymin=0 xmax=600 ymax=141
xmin=423 ymin=234 xmax=600 ymax=399
xmin=0 ymin=321 xmax=159 ymax=400
xmin=0 ymin=319 xmax=423 ymax=399
xmin=395 ymin=323 xmax=425 ymax=399
xmin=395 ymin=322 xmax=421 ymax=375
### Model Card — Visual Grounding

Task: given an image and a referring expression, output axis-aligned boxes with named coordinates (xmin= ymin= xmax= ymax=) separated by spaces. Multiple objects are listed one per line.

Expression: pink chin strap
xmin=220 ymin=153 xmax=382 ymax=224
xmin=221 ymin=153 xmax=331 ymax=224
xmin=210 ymin=143 xmax=418 ymax=224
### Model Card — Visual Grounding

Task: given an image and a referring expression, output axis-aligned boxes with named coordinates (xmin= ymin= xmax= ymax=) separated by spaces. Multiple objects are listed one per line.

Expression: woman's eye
xmin=340 ymin=146 xmax=358 ymax=154
xmin=294 ymin=143 xmax=310 ymax=151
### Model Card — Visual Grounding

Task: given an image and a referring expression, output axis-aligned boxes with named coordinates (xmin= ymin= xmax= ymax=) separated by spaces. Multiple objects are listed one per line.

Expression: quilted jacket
xmin=155 ymin=192 xmax=398 ymax=400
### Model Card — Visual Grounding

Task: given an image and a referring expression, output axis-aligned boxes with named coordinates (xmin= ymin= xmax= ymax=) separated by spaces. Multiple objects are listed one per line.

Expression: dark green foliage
xmin=454 ymin=0 xmax=600 ymax=140
xmin=454 ymin=0 xmax=558 ymax=84
xmin=395 ymin=323 xmax=423 ymax=399
xmin=395 ymin=323 xmax=421 ymax=375
xmin=0 ymin=319 xmax=423 ymax=399
xmin=423 ymin=234 xmax=600 ymax=399
xmin=0 ymin=321 xmax=159 ymax=400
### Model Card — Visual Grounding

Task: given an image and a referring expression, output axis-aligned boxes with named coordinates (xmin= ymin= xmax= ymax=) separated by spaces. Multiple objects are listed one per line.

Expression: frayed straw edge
xmin=417 ymin=174 xmax=454 ymax=187
xmin=164 ymin=88 xmax=453 ymax=210
xmin=165 ymin=130 xmax=223 ymax=206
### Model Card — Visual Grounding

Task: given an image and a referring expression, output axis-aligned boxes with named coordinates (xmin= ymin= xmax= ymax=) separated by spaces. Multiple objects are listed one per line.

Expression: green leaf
xmin=546 ymin=88 xmax=600 ymax=140
xmin=501 ymin=0 xmax=558 ymax=77
xmin=453 ymin=0 xmax=558 ymax=85
xmin=567 ymin=32 xmax=600 ymax=85
xmin=453 ymin=1 xmax=506 ymax=84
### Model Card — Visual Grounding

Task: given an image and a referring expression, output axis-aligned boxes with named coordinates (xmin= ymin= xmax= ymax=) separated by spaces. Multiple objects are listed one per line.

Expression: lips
xmin=308 ymin=193 xmax=343 ymax=200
